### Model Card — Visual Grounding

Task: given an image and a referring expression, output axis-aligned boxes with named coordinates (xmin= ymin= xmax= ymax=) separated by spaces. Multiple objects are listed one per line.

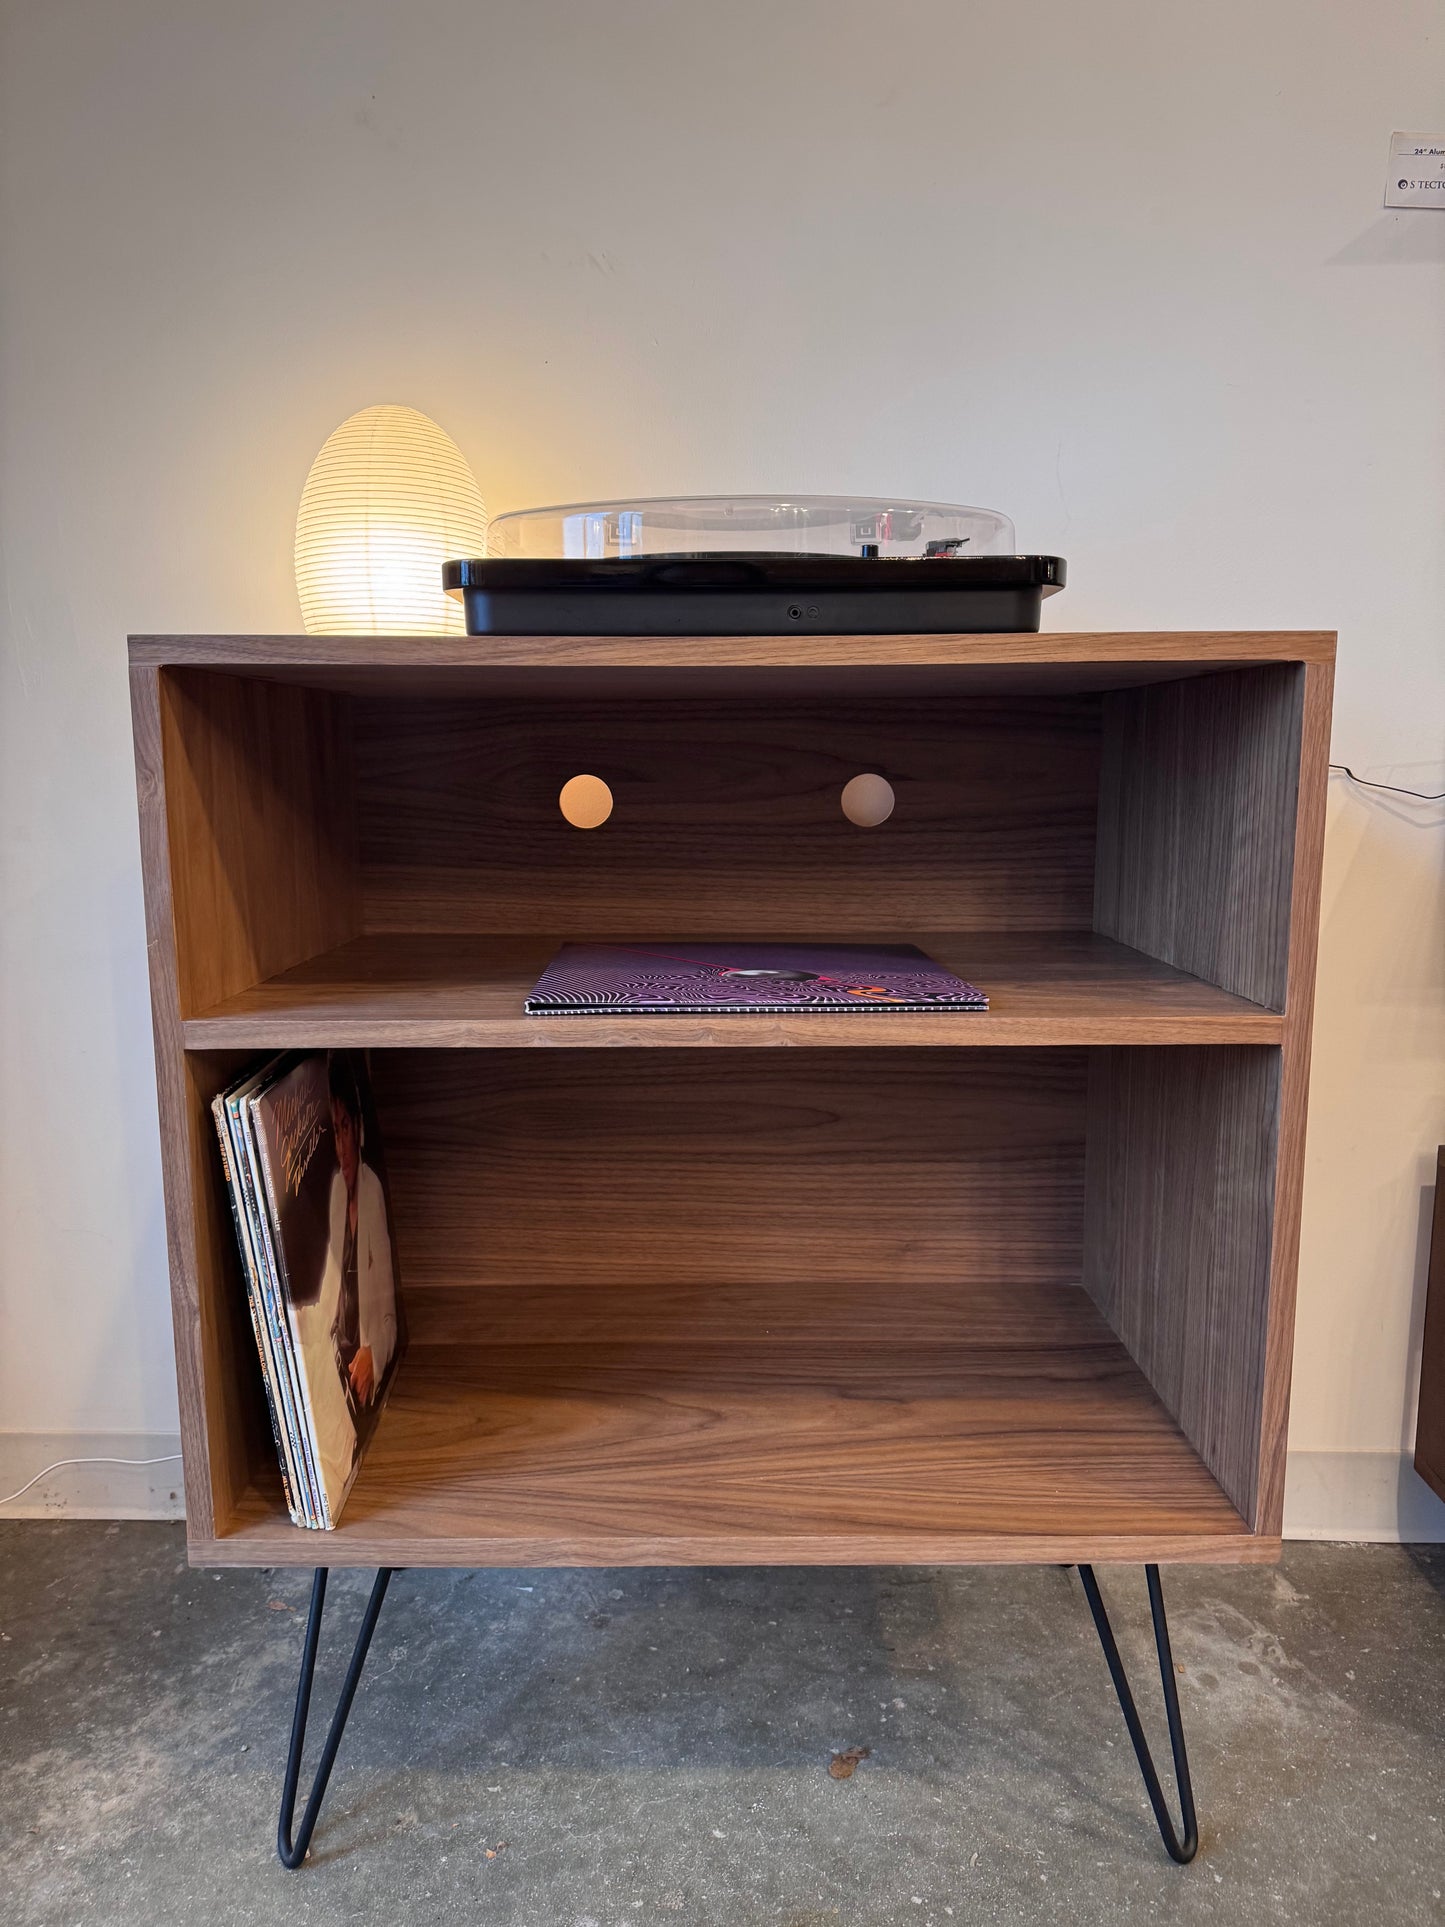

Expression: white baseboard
xmin=1284 ymin=1450 xmax=1445 ymax=1542
xmin=3 ymin=1436 xmax=1443 ymax=1540
xmin=0 ymin=1432 xmax=186 ymax=1520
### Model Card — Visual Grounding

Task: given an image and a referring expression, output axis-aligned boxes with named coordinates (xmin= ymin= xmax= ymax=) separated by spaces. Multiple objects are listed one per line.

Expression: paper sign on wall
xmin=1385 ymin=133 xmax=1445 ymax=208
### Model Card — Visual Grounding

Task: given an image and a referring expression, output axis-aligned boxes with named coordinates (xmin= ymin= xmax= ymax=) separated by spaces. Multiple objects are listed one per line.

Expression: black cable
xmin=1329 ymin=763 xmax=1445 ymax=801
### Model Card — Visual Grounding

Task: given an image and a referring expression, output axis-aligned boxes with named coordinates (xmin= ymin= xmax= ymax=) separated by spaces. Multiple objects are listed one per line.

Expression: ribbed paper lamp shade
xmin=294 ymin=405 xmax=487 ymax=634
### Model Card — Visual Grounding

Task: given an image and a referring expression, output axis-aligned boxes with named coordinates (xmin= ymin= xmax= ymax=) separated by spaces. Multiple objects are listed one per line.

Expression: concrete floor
xmin=0 ymin=1528 xmax=1440 ymax=1926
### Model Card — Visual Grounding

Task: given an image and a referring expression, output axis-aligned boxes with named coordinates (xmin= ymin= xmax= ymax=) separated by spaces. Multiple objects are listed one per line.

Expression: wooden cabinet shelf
xmin=207 ymin=1281 xmax=1260 ymax=1569
xmin=130 ymin=630 xmax=1332 ymax=1570
xmin=182 ymin=929 xmax=1284 ymax=1050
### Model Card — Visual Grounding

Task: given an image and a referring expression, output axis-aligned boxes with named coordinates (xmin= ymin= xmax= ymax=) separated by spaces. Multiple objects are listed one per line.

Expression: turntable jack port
xmin=786 ymin=604 xmax=820 ymax=621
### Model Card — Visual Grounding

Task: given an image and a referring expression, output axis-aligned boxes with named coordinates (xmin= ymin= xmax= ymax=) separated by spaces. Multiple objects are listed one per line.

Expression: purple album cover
xmin=525 ymin=943 xmax=987 ymax=1014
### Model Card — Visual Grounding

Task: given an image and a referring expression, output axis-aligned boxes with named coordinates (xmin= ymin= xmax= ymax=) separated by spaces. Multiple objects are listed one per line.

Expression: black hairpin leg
xmin=1078 ymin=1563 xmax=1199 ymax=1864
xmin=277 ymin=1567 xmax=395 ymax=1868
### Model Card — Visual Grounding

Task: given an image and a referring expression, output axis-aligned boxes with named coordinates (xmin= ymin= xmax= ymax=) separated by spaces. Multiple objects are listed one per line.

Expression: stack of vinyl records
xmin=212 ymin=1050 xmax=406 ymax=1529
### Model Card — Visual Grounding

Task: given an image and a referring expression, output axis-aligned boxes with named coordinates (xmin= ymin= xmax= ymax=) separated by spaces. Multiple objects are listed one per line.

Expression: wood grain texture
xmin=125 ymin=634 xmax=1334 ymax=1567
xmin=1081 ymin=1046 xmax=1280 ymax=1524
xmin=132 ymin=666 xmax=221 ymax=1533
xmin=159 ymin=668 xmax=359 ymax=1014
xmin=375 ymin=1049 xmax=1086 ymax=1294
xmin=181 ymin=929 xmax=1285 ymax=1049
xmin=199 ymin=1280 xmax=1256 ymax=1568
xmin=129 ymin=630 xmax=1338 ymax=671
xmin=178 ymin=1050 xmax=277 ymax=1534
xmin=130 ymin=669 xmax=269 ymax=1531
xmin=355 ymin=695 xmax=1099 ymax=935
xmin=400 ymin=1274 xmax=1099 ymax=1345
xmin=1252 ymin=658 xmax=1333 ymax=1530
xmin=1413 ymin=1148 xmax=1445 ymax=1504
xmin=1094 ymin=665 xmax=1304 ymax=1008
xmin=123 ymin=663 xmax=1315 ymax=704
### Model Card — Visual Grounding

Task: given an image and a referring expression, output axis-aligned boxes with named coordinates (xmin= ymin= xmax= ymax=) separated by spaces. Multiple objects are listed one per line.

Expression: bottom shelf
xmin=205 ymin=1280 xmax=1266 ymax=1566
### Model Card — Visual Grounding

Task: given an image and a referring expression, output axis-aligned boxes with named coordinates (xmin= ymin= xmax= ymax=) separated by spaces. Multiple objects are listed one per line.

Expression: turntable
xmin=443 ymin=494 xmax=1063 ymax=636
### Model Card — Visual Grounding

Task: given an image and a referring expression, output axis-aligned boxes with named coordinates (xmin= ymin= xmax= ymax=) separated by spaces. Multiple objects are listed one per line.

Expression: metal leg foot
xmin=1078 ymin=1563 xmax=1199 ymax=1864
xmin=277 ymin=1567 xmax=395 ymax=1868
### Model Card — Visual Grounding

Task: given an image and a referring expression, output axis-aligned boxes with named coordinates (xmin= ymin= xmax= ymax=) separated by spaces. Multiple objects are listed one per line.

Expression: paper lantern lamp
xmin=294 ymin=404 xmax=487 ymax=634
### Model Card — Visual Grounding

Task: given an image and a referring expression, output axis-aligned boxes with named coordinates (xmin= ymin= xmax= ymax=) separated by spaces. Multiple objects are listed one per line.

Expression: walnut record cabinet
xmin=130 ymin=627 xmax=1333 ymax=1865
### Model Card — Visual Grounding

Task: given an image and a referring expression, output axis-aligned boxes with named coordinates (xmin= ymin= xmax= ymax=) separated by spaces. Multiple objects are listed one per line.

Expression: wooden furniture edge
xmin=184 ymin=1531 xmax=1282 ymax=1570
xmin=128 ymin=631 xmax=1339 ymax=668
xmin=129 ymin=665 xmax=219 ymax=1537
xmin=1253 ymin=658 xmax=1334 ymax=1533
xmin=182 ymin=1013 xmax=1288 ymax=1049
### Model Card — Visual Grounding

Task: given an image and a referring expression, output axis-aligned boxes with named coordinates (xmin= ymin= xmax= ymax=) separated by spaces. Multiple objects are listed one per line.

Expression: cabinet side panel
xmin=131 ymin=669 xmax=268 ymax=1534
xmin=1253 ymin=657 xmax=1333 ymax=1528
xmin=160 ymin=669 xmax=359 ymax=1013
xmin=1082 ymin=1046 xmax=1280 ymax=1523
xmin=181 ymin=1051 xmax=276 ymax=1530
xmin=1094 ymin=665 xmax=1304 ymax=1007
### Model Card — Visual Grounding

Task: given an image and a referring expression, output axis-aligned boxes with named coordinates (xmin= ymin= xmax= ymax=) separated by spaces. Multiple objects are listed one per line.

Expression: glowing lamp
xmin=294 ymin=404 xmax=486 ymax=634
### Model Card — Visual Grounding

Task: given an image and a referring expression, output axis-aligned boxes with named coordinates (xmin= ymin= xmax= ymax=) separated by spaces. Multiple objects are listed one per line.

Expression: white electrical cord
xmin=0 ymin=1454 xmax=183 ymax=1508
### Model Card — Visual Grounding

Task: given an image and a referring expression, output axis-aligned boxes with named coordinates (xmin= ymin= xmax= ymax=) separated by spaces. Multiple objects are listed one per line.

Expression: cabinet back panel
xmin=354 ymin=696 xmax=1100 ymax=934
xmin=374 ymin=1049 xmax=1087 ymax=1321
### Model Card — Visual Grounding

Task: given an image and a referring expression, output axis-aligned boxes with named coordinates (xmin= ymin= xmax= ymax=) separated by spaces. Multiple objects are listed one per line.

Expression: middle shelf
xmin=183 ymin=929 xmax=1284 ymax=1049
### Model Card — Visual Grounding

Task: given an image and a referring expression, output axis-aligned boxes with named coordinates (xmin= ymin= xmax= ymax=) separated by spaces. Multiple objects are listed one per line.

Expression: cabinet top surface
xmin=129 ymin=630 xmax=1336 ymax=671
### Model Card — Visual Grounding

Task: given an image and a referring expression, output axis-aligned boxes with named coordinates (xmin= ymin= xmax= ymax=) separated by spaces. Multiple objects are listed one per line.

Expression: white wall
xmin=2 ymin=0 xmax=1442 ymax=1531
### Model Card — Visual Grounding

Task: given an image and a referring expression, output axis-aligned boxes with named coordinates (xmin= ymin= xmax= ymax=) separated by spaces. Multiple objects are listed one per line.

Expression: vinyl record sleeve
xmin=222 ymin=1057 xmax=325 ymax=1526
xmin=235 ymin=1061 xmax=329 ymax=1525
xmin=249 ymin=1052 xmax=406 ymax=1530
xmin=525 ymin=942 xmax=988 ymax=1015
xmin=212 ymin=1082 xmax=305 ymax=1526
